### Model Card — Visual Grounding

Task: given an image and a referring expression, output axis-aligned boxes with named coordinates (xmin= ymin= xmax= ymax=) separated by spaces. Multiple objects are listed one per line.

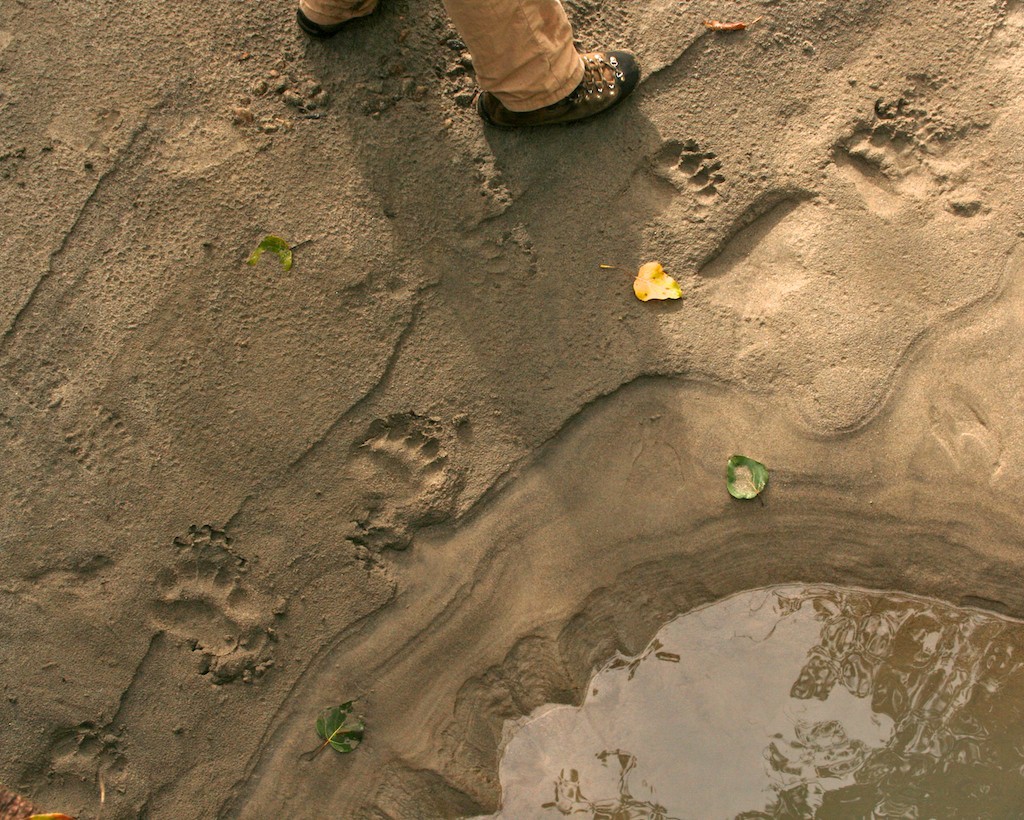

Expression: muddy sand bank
xmin=2 ymin=0 xmax=1024 ymax=816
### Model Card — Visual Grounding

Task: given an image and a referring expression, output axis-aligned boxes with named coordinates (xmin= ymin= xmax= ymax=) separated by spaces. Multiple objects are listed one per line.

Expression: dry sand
xmin=2 ymin=0 xmax=1024 ymax=816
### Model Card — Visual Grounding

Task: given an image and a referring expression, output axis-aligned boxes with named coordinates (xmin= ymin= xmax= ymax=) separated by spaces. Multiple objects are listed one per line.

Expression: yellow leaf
xmin=633 ymin=262 xmax=682 ymax=301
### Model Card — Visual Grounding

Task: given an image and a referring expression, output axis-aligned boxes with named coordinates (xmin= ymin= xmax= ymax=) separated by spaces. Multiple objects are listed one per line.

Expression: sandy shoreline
xmin=2 ymin=0 xmax=1024 ymax=816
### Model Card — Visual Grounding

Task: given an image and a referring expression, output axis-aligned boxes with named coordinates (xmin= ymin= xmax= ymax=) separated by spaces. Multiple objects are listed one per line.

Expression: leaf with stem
xmin=600 ymin=262 xmax=683 ymax=301
xmin=312 ymin=701 xmax=365 ymax=757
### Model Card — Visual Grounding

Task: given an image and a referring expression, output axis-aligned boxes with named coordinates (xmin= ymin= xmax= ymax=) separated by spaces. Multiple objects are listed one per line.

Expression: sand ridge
xmin=1 ymin=0 xmax=1023 ymax=817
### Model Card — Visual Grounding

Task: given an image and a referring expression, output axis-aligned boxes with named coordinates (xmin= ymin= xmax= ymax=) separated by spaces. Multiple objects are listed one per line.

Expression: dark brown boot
xmin=477 ymin=51 xmax=640 ymax=128
xmin=296 ymin=7 xmax=362 ymax=38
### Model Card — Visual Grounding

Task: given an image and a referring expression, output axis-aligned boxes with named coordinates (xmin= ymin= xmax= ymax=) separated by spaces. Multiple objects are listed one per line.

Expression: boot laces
xmin=578 ymin=53 xmax=626 ymax=98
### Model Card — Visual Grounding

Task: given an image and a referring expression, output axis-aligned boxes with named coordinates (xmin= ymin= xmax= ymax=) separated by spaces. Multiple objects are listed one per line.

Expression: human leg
xmin=441 ymin=0 xmax=583 ymax=112
xmin=443 ymin=0 xmax=639 ymax=126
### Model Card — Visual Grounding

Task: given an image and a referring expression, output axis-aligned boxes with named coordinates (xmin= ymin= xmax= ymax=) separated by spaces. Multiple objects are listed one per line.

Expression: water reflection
xmin=756 ymin=586 xmax=1024 ymax=818
xmin=544 ymin=751 xmax=676 ymax=820
xmin=490 ymin=585 xmax=1024 ymax=819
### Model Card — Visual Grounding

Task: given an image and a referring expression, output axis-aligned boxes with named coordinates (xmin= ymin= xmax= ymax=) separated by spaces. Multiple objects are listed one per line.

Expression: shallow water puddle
xmin=489 ymin=585 xmax=1024 ymax=818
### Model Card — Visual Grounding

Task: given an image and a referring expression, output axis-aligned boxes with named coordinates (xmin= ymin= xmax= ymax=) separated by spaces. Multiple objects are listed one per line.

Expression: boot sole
xmin=296 ymin=8 xmax=349 ymax=38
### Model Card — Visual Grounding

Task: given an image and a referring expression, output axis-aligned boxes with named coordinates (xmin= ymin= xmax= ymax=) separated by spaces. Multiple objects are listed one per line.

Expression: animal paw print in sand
xmin=872 ymin=80 xmax=972 ymax=150
xmin=41 ymin=721 xmax=127 ymax=808
xmin=833 ymin=77 xmax=985 ymax=217
xmin=842 ymin=86 xmax=975 ymax=203
xmin=232 ymin=61 xmax=330 ymax=133
xmin=350 ymin=413 xmax=461 ymax=553
xmin=834 ymin=113 xmax=978 ymax=218
xmin=462 ymin=222 xmax=537 ymax=281
xmin=152 ymin=525 xmax=276 ymax=684
xmin=63 ymin=405 xmax=132 ymax=475
xmin=653 ymin=139 xmax=726 ymax=202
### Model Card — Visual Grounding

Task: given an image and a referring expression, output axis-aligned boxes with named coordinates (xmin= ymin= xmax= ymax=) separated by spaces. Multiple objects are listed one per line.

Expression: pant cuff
xmin=299 ymin=0 xmax=377 ymax=25
xmin=494 ymin=54 xmax=585 ymax=113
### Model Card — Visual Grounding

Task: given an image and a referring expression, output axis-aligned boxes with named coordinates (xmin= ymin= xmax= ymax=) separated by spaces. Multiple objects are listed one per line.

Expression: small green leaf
xmin=727 ymin=455 xmax=769 ymax=499
xmin=315 ymin=701 xmax=365 ymax=754
xmin=246 ymin=235 xmax=292 ymax=271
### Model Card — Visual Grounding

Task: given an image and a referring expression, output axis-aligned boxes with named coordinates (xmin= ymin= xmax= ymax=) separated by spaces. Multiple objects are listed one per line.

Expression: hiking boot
xmin=477 ymin=51 xmax=640 ymax=128
xmin=296 ymin=7 xmax=358 ymax=38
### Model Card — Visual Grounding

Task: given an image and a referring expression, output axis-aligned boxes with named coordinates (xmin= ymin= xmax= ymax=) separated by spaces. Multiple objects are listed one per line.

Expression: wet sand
xmin=2 ymin=0 xmax=1024 ymax=816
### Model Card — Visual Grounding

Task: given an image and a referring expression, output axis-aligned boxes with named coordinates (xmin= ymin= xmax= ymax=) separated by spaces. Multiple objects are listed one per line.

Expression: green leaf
xmin=246 ymin=235 xmax=292 ymax=271
xmin=726 ymin=455 xmax=769 ymax=499
xmin=315 ymin=701 xmax=365 ymax=754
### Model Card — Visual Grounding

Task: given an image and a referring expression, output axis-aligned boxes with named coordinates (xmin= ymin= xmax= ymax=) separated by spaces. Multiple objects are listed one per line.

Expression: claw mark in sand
xmin=925 ymin=389 xmax=1004 ymax=480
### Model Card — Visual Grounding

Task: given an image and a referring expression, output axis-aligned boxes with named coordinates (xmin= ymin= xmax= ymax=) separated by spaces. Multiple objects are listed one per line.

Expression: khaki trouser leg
xmin=299 ymin=0 xmax=583 ymax=113
xmin=299 ymin=0 xmax=378 ymax=26
xmin=442 ymin=0 xmax=583 ymax=111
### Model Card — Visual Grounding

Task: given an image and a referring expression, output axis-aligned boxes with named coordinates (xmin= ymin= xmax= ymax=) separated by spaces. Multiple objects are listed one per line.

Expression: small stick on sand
xmin=703 ymin=16 xmax=763 ymax=31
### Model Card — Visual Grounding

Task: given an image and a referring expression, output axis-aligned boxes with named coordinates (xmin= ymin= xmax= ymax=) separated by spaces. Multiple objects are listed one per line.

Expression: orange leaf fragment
xmin=29 ymin=815 xmax=76 ymax=820
xmin=704 ymin=16 xmax=762 ymax=31
xmin=633 ymin=262 xmax=682 ymax=301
